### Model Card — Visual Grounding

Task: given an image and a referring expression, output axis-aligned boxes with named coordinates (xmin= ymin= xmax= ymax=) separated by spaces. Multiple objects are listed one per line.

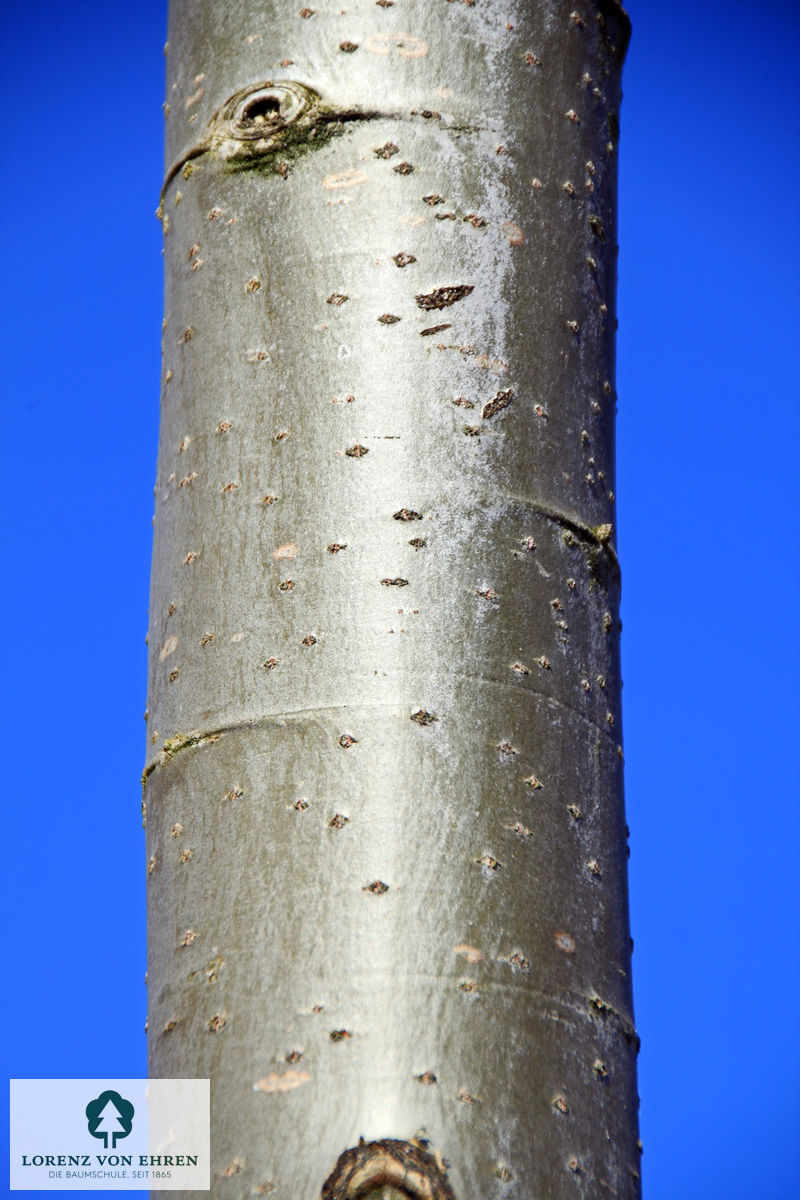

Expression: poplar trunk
xmin=145 ymin=2 xmax=639 ymax=1197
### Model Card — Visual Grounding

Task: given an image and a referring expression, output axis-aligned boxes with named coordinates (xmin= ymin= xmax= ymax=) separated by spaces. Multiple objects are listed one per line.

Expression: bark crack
xmin=498 ymin=494 xmax=621 ymax=577
xmin=142 ymin=686 xmax=619 ymax=793
xmin=141 ymin=701 xmax=398 ymax=787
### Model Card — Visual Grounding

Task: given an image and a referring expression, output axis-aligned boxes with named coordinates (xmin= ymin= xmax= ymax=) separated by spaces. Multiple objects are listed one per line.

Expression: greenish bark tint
xmin=146 ymin=2 xmax=638 ymax=1197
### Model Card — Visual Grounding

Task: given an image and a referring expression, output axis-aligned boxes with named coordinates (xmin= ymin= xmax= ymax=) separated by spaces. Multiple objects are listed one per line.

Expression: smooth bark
xmin=146 ymin=2 xmax=638 ymax=1196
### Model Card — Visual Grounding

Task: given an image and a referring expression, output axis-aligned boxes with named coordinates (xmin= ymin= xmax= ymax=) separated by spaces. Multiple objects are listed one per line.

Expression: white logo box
xmin=10 ymin=1079 xmax=209 ymax=1191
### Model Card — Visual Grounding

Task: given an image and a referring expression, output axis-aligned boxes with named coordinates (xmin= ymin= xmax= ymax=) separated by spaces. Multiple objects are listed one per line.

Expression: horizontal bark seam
xmin=160 ymin=109 xmax=491 ymax=204
xmin=498 ymin=495 xmax=621 ymax=574
xmin=160 ymin=108 xmax=373 ymax=202
xmin=150 ymin=978 xmax=637 ymax=1044
xmin=141 ymin=703 xmax=396 ymax=787
xmin=142 ymin=687 xmax=620 ymax=789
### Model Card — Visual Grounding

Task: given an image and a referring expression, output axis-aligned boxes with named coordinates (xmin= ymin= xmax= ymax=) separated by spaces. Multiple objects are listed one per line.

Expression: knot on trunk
xmin=214 ymin=80 xmax=318 ymax=161
xmin=321 ymin=1138 xmax=456 ymax=1200
xmin=160 ymin=80 xmax=381 ymax=198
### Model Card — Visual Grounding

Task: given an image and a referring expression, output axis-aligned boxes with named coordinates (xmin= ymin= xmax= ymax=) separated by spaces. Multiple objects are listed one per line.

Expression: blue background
xmin=1 ymin=2 xmax=797 ymax=1196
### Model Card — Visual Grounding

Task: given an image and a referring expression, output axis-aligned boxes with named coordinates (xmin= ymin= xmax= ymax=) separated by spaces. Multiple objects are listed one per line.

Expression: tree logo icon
xmin=85 ymin=1090 xmax=135 ymax=1149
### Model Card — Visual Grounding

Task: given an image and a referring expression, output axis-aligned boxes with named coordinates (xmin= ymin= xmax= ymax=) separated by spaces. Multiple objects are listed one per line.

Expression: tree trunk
xmin=145 ymin=2 xmax=638 ymax=1197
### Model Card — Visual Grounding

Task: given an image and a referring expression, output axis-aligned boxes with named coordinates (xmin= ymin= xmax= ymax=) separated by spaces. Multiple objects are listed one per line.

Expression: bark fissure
xmin=142 ymin=684 xmax=622 ymax=792
xmin=495 ymin=496 xmax=620 ymax=573
xmin=153 ymin=971 xmax=638 ymax=1037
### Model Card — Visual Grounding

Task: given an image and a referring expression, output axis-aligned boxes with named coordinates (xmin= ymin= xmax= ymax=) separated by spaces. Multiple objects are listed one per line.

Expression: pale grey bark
xmin=146 ymin=2 xmax=638 ymax=1197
